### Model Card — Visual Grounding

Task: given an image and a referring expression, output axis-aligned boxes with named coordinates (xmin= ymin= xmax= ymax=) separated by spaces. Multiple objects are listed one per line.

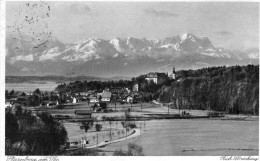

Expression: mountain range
xmin=6 ymin=33 xmax=259 ymax=77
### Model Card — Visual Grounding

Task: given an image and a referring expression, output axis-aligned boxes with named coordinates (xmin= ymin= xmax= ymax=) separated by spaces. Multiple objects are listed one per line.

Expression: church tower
xmin=172 ymin=67 xmax=176 ymax=80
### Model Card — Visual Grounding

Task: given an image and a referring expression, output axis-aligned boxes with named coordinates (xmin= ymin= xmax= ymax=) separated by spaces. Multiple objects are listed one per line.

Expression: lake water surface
xmin=5 ymin=82 xmax=59 ymax=92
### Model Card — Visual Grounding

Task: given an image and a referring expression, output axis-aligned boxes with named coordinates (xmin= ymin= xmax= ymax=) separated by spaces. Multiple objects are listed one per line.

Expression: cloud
xmin=69 ymin=3 xmax=91 ymax=14
xmin=216 ymin=31 xmax=233 ymax=36
xmin=144 ymin=8 xmax=178 ymax=18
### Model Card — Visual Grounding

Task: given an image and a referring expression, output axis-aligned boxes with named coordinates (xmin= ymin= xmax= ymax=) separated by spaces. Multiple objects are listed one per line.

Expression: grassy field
xmin=35 ymin=102 xmax=258 ymax=156
xmin=99 ymin=119 xmax=259 ymax=156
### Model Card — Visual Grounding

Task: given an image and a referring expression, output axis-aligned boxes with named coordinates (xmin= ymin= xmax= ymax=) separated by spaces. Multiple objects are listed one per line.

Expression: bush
xmin=126 ymin=122 xmax=137 ymax=129
xmin=121 ymin=122 xmax=137 ymax=129
xmin=113 ymin=149 xmax=128 ymax=156
xmin=80 ymin=121 xmax=93 ymax=132
xmin=113 ymin=143 xmax=144 ymax=156
xmin=95 ymin=124 xmax=102 ymax=131
xmin=65 ymin=148 xmax=100 ymax=156
xmin=56 ymin=104 xmax=65 ymax=109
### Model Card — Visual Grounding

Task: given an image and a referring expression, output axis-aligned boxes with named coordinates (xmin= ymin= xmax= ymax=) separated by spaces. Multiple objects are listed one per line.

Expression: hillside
xmin=158 ymin=64 xmax=259 ymax=115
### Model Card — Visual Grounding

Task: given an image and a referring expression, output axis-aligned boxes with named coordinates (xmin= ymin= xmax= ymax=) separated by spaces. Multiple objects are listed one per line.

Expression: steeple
xmin=172 ymin=67 xmax=176 ymax=80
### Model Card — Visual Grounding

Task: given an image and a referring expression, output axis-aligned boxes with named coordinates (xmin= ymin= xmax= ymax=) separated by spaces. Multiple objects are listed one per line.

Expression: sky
xmin=6 ymin=1 xmax=259 ymax=51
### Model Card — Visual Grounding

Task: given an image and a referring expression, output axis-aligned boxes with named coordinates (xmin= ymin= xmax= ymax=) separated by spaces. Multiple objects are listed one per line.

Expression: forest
xmin=158 ymin=65 xmax=259 ymax=115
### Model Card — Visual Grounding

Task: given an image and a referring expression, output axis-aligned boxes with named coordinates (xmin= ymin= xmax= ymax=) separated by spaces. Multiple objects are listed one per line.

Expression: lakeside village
xmin=5 ymin=65 xmax=259 ymax=153
xmin=6 ymin=68 xmax=178 ymax=110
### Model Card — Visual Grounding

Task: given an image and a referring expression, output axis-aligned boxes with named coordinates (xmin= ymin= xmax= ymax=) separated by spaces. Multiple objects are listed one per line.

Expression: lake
xmin=5 ymin=82 xmax=59 ymax=92
xmin=100 ymin=119 xmax=259 ymax=156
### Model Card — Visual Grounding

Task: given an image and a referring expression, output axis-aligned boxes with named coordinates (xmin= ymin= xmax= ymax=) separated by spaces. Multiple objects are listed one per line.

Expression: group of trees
xmin=56 ymin=80 xmax=133 ymax=94
xmin=159 ymin=65 xmax=259 ymax=115
xmin=5 ymin=106 xmax=68 ymax=155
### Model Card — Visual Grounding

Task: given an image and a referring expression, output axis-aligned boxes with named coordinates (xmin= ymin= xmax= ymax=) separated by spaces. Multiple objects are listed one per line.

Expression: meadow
xmin=100 ymin=119 xmax=259 ymax=156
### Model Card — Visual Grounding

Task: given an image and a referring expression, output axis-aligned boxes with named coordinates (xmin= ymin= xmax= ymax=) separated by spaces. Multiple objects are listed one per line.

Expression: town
xmin=4 ymin=1 xmax=259 ymax=157
xmin=5 ymin=65 xmax=259 ymax=155
xmin=5 ymin=68 xmax=176 ymax=109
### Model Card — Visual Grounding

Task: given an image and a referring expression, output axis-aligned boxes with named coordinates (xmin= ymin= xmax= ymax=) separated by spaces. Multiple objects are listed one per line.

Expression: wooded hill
xmin=158 ymin=65 xmax=259 ymax=115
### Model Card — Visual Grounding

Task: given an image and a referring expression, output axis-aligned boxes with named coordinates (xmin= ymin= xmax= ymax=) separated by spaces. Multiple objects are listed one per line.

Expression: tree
xmin=5 ymin=108 xmax=68 ymax=155
xmin=95 ymin=124 xmax=102 ymax=131
xmin=5 ymin=109 xmax=20 ymax=143
xmin=98 ymin=95 xmax=102 ymax=102
xmin=80 ymin=121 xmax=93 ymax=132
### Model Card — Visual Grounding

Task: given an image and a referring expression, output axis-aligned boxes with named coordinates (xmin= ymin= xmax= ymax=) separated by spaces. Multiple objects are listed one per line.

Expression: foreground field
xmin=99 ymin=119 xmax=259 ymax=156
xmin=33 ymin=102 xmax=259 ymax=156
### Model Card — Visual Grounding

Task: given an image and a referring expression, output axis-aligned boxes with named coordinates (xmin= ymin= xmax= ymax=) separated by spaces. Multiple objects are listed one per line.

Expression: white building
xmin=132 ymin=83 xmax=139 ymax=92
xmin=72 ymin=97 xmax=77 ymax=104
xmin=145 ymin=72 xmax=168 ymax=84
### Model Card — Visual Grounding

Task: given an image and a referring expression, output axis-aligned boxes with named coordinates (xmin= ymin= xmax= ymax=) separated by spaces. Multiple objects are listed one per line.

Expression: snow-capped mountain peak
xmin=5 ymin=33 xmax=258 ymax=77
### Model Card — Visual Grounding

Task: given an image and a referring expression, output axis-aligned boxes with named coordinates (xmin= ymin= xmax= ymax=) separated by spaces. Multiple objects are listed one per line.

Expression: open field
xmin=32 ymin=102 xmax=259 ymax=155
xmin=99 ymin=119 xmax=259 ymax=156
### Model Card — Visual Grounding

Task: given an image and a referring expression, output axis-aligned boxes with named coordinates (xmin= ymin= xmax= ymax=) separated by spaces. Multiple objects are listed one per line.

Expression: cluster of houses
xmin=5 ymin=87 xmax=139 ymax=108
xmin=5 ymin=67 xmax=177 ymax=108
xmin=75 ymin=87 xmax=140 ymax=104
xmin=5 ymin=90 xmax=61 ymax=108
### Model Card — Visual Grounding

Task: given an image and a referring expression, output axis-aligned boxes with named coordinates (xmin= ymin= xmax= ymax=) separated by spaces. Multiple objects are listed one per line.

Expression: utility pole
xmin=143 ymin=117 xmax=145 ymax=132
xmin=141 ymin=101 xmax=142 ymax=112
xmin=126 ymin=126 xmax=127 ymax=140
xmin=179 ymin=100 xmax=181 ymax=115
xmin=168 ymin=103 xmax=169 ymax=114
xmin=140 ymin=121 xmax=142 ymax=134
xmin=114 ymin=98 xmax=116 ymax=111
xmin=140 ymin=95 xmax=143 ymax=112
xmin=109 ymin=121 xmax=112 ymax=142
xmin=114 ymin=95 xmax=117 ymax=111
xmin=96 ymin=134 xmax=98 ymax=147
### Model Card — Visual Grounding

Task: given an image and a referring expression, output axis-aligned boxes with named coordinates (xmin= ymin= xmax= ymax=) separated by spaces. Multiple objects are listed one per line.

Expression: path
xmin=84 ymin=128 xmax=141 ymax=149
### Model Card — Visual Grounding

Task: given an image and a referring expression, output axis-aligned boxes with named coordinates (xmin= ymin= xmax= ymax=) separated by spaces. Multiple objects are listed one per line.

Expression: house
xmin=5 ymin=101 xmax=12 ymax=108
xmin=125 ymin=88 xmax=131 ymax=93
xmin=14 ymin=91 xmax=26 ymax=97
xmin=132 ymin=82 xmax=139 ymax=92
xmin=110 ymin=87 xmax=124 ymax=94
xmin=47 ymin=101 xmax=59 ymax=107
xmin=16 ymin=97 xmax=28 ymax=105
xmin=145 ymin=72 xmax=168 ymax=84
xmin=126 ymin=95 xmax=133 ymax=103
xmin=75 ymin=110 xmax=92 ymax=118
xmin=9 ymin=98 xmax=18 ymax=104
xmin=101 ymin=92 xmax=112 ymax=102
xmin=79 ymin=92 xmax=88 ymax=96
xmin=89 ymin=95 xmax=98 ymax=103
xmin=26 ymin=92 xmax=33 ymax=96
xmin=72 ymin=97 xmax=77 ymax=104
